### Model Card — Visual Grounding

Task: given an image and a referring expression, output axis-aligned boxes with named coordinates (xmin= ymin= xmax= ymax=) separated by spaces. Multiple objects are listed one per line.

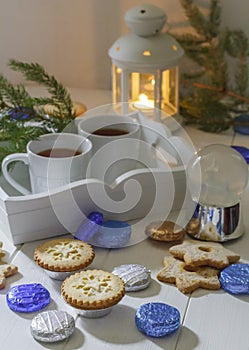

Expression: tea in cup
xmin=77 ymin=114 xmax=141 ymax=183
xmin=1 ymin=133 xmax=92 ymax=195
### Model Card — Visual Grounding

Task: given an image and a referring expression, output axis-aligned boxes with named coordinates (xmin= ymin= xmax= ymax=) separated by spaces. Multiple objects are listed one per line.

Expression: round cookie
xmin=145 ymin=220 xmax=185 ymax=242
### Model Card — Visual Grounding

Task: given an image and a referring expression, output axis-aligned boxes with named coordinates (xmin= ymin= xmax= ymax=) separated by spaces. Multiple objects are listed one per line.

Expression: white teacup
xmin=77 ymin=114 xmax=141 ymax=183
xmin=1 ymin=133 xmax=92 ymax=195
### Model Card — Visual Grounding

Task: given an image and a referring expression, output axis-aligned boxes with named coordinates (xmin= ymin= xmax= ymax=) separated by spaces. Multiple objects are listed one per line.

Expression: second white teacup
xmin=77 ymin=114 xmax=141 ymax=183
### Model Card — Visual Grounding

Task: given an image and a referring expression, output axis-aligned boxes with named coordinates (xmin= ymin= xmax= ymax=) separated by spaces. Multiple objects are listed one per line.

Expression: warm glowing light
xmin=143 ymin=50 xmax=151 ymax=56
xmin=133 ymin=93 xmax=154 ymax=110
xmin=144 ymin=78 xmax=155 ymax=91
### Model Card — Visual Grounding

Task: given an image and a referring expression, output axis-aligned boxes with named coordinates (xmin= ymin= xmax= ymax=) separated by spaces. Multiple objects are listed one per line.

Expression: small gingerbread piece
xmin=169 ymin=240 xmax=240 ymax=269
xmin=145 ymin=220 xmax=185 ymax=242
xmin=0 ymin=243 xmax=6 ymax=262
xmin=0 ymin=264 xmax=18 ymax=289
xmin=157 ymin=256 xmax=220 ymax=294
xmin=0 ymin=273 xmax=6 ymax=289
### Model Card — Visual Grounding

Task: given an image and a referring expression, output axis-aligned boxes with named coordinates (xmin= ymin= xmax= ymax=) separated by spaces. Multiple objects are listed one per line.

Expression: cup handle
xmin=1 ymin=153 xmax=32 ymax=195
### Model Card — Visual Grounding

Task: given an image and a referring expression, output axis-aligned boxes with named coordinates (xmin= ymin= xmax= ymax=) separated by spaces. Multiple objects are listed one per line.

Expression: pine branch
xmin=8 ymin=60 xmax=74 ymax=120
xmin=208 ymin=0 xmax=221 ymax=37
xmin=172 ymin=33 xmax=206 ymax=45
xmin=0 ymin=75 xmax=34 ymax=109
xmin=225 ymin=30 xmax=249 ymax=58
xmin=235 ymin=62 xmax=248 ymax=96
xmin=180 ymin=0 xmax=210 ymax=38
xmin=174 ymin=0 xmax=249 ymax=132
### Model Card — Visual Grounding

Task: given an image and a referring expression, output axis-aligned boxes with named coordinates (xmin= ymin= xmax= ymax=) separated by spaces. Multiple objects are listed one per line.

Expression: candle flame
xmin=139 ymin=93 xmax=149 ymax=103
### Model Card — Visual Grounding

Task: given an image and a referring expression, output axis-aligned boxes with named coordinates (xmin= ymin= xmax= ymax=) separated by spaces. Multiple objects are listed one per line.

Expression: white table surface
xmin=1 ymin=88 xmax=249 ymax=350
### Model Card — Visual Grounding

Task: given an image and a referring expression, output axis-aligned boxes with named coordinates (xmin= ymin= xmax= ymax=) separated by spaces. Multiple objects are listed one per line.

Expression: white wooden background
xmin=1 ymin=0 xmax=249 ymax=90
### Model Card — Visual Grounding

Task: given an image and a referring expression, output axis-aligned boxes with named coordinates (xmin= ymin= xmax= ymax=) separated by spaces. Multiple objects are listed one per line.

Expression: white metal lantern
xmin=108 ymin=3 xmax=184 ymax=122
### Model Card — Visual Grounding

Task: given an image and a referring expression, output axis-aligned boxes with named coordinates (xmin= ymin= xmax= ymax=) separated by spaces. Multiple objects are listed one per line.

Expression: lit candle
xmin=133 ymin=94 xmax=154 ymax=110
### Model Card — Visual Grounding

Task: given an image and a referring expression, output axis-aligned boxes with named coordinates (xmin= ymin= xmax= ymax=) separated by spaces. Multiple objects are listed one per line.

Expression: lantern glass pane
xmin=161 ymin=67 xmax=178 ymax=115
xmin=129 ymin=72 xmax=155 ymax=102
xmin=112 ymin=65 xmax=122 ymax=104
xmin=128 ymin=72 xmax=155 ymax=111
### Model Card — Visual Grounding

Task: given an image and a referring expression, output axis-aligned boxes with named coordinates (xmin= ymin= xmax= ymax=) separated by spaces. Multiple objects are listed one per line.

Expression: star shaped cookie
xmin=157 ymin=256 xmax=220 ymax=294
xmin=169 ymin=240 xmax=240 ymax=269
xmin=0 ymin=242 xmax=18 ymax=289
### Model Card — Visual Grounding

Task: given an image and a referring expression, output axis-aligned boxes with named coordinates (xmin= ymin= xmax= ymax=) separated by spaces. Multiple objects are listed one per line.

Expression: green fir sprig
xmin=0 ymin=59 xmax=76 ymax=166
xmin=172 ymin=0 xmax=249 ymax=132
xmin=8 ymin=60 xmax=74 ymax=120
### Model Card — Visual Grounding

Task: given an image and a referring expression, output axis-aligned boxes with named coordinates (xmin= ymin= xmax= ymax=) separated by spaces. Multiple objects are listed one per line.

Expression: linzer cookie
xmin=157 ymin=256 xmax=221 ymax=294
xmin=145 ymin=220 xmax=185 ymax=242
xmin=61 ymin=269 xmax=125 ymax=317
xmin=169 ymin=240 xmax=240 ymax=269
xmin=34 ymin=238 xmax=95 ymax=280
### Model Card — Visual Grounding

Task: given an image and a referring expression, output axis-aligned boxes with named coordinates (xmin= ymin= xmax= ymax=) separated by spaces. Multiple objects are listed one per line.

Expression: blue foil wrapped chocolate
xmin=219 ymin=263 xmax=249 ymax=295
xmin=6 ymin=283 xmax=50 ymax=313
xmin=75 ymin=212 xmax=103 ymax=242
xmin=8 ymin=107 xmax=36 ymax=121
xmin=231 ymin=146 xmax=249 ymax=164
xmin=135 ymin=302 xmax=180 ymax=337
xmin=90 ymin=220 xmax=131 ymax=248
xmin=233 ymin=114 xmax=249 ymax=135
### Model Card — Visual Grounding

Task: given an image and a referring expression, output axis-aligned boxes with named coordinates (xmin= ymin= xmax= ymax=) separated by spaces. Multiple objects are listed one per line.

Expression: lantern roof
xmin=125 ymin=3 xmax=167 ymax=37
xmin=108 ymin=3 xmax=184 ymax=70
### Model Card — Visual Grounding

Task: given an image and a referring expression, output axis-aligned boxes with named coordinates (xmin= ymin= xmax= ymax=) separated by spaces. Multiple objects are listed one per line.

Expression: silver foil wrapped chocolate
xmin=112 ymin=264 xmax=151 ymax=292
xmin=30 ymin=310 xmax=75 ymax=342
